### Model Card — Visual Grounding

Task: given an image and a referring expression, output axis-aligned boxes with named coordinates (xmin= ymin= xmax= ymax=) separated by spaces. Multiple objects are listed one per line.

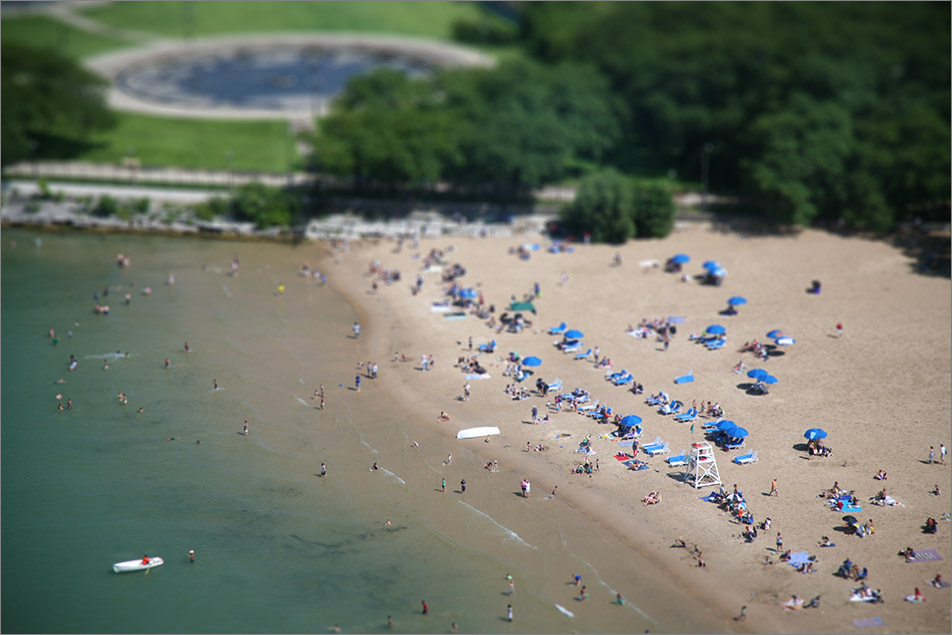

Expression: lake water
xmin=1 ymin=228 xmax=718 ymax=634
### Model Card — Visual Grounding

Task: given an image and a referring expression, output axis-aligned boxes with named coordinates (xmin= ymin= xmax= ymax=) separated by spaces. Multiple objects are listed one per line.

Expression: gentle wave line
xmin=457 ymin=501 xmax=537 ymax=549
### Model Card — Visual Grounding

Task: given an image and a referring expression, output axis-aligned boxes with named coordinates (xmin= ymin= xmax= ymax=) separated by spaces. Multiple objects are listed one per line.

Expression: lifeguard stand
xmin=683 ymin=441 xmax=721 ymax=488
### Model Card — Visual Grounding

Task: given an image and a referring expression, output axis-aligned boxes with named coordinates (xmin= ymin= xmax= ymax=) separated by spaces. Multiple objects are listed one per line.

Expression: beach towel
xmin=614 ymin=453 xmax=634 ymax=461
xmin=700 ymin=493 xmax=719 ymax=502
xmin=444 ymin=312 xmax=467 ymax=320
xmin=909 ymin=549 xmax=943 ymax=563
xmin=819 ymin=543 xmax=836 ymax=548
xmin=674 ymin=373 xmax=694 ymax=384
xmin=904 ymin=594 xmax=927 ymax=603
xmin=464 ymin=373 xmax=491 ymax=380
xmin=787 ymin=552 xmax=811 ymax=567
xmin=838 ymin=505 xmax=863 ymax=513
xmin=852 ymin=618 xmax=884 ymax=629
xmin=431 ymin=303 xmax=451 ymax=313
xmin=624 ymin=460 xmax=649 ymax=471
xmin=928 ymin=579 xmax=951 ymax=588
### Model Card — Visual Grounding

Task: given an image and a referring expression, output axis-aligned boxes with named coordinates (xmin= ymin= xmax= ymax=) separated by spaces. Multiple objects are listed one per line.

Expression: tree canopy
xmin=1 ymin=42 xmax=115 ymax=165
xmin=519 ymin=2 xmax=950 ymax=231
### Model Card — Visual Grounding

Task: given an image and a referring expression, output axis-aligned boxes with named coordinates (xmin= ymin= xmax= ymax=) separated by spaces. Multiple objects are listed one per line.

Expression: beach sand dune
xmin=326 ymin=223 xmax=950 ymax=633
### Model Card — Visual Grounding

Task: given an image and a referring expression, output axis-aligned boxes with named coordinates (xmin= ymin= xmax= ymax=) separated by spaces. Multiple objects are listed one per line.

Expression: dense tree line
xmin=519 ymin=2 xmax=950 ymax=232
xmin=311 ymin=58 xmax=625 ymax=196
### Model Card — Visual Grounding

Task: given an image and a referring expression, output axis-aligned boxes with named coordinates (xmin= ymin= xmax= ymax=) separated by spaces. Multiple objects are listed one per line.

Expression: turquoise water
xmin=1 ymin=229 xmax=716 ymax=634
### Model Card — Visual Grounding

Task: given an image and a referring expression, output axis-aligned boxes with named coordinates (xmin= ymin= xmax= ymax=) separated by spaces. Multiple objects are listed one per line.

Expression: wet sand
xmin=324 ymin=222 xmax=951 ymax=633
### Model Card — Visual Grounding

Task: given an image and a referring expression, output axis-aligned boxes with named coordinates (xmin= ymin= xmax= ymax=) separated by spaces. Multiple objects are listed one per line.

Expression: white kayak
xmin=457 ymin=426 xmax=500 ymax=440
xmin=113 ymin=557 xmax=164 ymax=573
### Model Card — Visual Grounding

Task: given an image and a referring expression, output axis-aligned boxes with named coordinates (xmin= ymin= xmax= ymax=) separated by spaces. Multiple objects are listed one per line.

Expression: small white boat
xmin=456 ymin=426 xmax=500 ymax=440
xmin=113 ymin=557 xmax=164 ymax=573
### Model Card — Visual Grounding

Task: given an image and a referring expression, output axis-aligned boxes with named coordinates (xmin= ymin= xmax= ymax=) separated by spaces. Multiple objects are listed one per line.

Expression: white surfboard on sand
xmin=456 ymin=426 xmax=500 ymax=439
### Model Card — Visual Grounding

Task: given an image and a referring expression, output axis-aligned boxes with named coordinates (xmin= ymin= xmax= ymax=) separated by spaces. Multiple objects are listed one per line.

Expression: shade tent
xmin=564 ymin=329 xmax=584 ymax=340
xmin=670 ymin=253 xmax=691 ymax=264
xmin=521 ymin=356 xmax=542 ymax=367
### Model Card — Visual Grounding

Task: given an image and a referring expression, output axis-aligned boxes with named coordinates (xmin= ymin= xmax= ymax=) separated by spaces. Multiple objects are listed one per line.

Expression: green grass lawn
xmin=79 ymin=113 xmax=297 ymax=173
xmin=1 ymin=14 xmax=131 ymax=58
xmin=82 ymin=1 xmax=492 ymax=40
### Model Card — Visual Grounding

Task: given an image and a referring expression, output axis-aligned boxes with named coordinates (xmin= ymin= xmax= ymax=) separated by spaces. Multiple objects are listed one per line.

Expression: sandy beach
xmin=323 ymin=220 xmax=951 ymax=633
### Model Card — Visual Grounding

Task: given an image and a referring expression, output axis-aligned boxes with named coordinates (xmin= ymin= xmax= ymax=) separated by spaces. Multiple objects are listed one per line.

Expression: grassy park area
xmin=0 ymin=14 xmax=130 ymax=58
xmin=80 ymin=114 xmax=297 ymax=173
xmin=80 ymin=1 xmax=494 ymax=41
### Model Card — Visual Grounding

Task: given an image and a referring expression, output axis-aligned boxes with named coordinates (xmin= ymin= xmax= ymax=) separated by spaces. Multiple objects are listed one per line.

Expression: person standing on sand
xmin=387 ymin=616 xmax=393 ymax=629
xmin=460 ymin=479 xmax=466 ymax=494
xmin=776 ymin=533 xmax=783 ymax=551
xmin=243 ymin=420 xmax=249 ymax=436
xmin=770 ymin=478 xmax=778 ymax=496
xmin=507 ymin=604 xmax=513 ymax=622
xmin=929 ymin=446 xmax=935 ymax=464
xmin=441 ymin=478 xmax=446 ymax=492
xmin=941 ymin=444 xmax=947 ymax=465
xmin=421 ymin=600 xmax=428 ymax=615
xmin=321 ymin=463 xmax=327 ymax=477
xmin=353 ymin=322 xmax=361 ymax=338
xmin=355 ymin=375 xmax=361 ymax=392
xmin=736 ymin=606 xmax=746 ymax=621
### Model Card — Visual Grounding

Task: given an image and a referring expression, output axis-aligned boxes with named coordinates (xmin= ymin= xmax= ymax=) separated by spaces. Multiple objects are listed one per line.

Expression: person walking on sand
xmin=353 ymin=322 xmax=361 ymax=338
xmin=463 ymin=382 xmax=470 ymax=401
xmin=442 ymin=478 xmax=446 ymax=493
xmin=941 ymin=444 xmax=947 ymax=465
xmin=508 ymin=578 xmax=515 ymax=595
xmin=929 ymin=446 xmax=935 ymax=464
xmin=835 ymin=322 xmax=843 ymax=337
xmin=776 ymin=533 xmax=783 ymax=551
xmin=737 ymin=606 xmax=747 ymax=621
xmin=531 ymin=405 xmax=538 ymax=423
xmin=355 ymin=374 xmax=361 ymax=392
xmin=507 ymin=604 xmax=513 ymax=622
xmin=460 ymin=479 xmax=466 ymax=494
xmin=243 ymin=420 xmax=249 ymax=436
xmin=421 ymin=600 xmax=428 ymax=615
xmin=770 ymin=478 xmax=778 ymax=496
xmin=320 ymin=463 xmax=327 ymax=477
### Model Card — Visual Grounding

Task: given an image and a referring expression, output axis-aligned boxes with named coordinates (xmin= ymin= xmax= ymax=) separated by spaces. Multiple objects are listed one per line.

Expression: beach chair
xmin=667 ymin=450 xmax=689 ymax=467
xmin=733 ymin=450 xmax=758 ymax=465
xmin=723 ymin=438 xmax=745 ymax=451
xmin=607 ymin=369 xmax=627 ymax=381
xmin=645 ymin=441 xmax=670 ymax=456
xmin=546 ymin=378 xmax=563 ymax=392
xmin=477 ymin=339 xmax=497 ymax=353
xmin=644 ymin=395 xmax=662 ymax=406
xmin=673 ymin=408 xmax=698 ymax=422
xmin=674 ymin=372 xmax=694 ymax=384
xmin=613 ymin=373 xmax=634 ymax=386
xmin=706 ymin=339 xmax=726 ymax=350
xmin=562 ymin=342 xmax=582 ymax=354
xmin=548 ymin=322 xmax=567 ymax=335
xmin=557 ymin=338 xmax=579 ymax=349
xmin=574 ymin=348 xmax=592 ymax=360
xmin=576 ymin=399 xmax=599 ymax=413
xmin=658 ymin=400 xmax=683 ymax=415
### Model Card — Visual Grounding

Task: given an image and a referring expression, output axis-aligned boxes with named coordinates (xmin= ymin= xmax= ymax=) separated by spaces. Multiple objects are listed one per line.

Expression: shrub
xmin=632 ymin=183 xmax=675 ymax=238
xmin=92 ymin=195 xmax=118 ymax=218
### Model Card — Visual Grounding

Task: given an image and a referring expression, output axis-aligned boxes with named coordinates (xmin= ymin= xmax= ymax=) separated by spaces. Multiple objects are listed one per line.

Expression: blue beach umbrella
xmin=564 ymin=329 xmax=584 ymax=340
xmin=705 ymin=324 xmax=726 ymax=335
xmin=727 ymin=296 xmax=747 ymax=306
xmin=620 ymin=415 xmax=643 ymax=428
xmin=521 ymin=356 xmax=542 ymax=367
xmin=458 ymin=288 xmax=478 ymax=299
xmin=703 ymin=261 xmax=720 ymax=270
xmin=671 ymin=253 xmax=691 ymax=264
xmin=763 ymin=375 xmax=779 ymax=385
xmin=732 ymin=427 xmax=749 ymax=438
xmin=747 ymin=368 xmax=769 ymax=380
xmin=804 ymin=428 xmax=827 ymax=441
xmin=715 ymin=420 xmax=738 ymax=435
xmin=766 ymin=329 xmax=785 ymax=339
